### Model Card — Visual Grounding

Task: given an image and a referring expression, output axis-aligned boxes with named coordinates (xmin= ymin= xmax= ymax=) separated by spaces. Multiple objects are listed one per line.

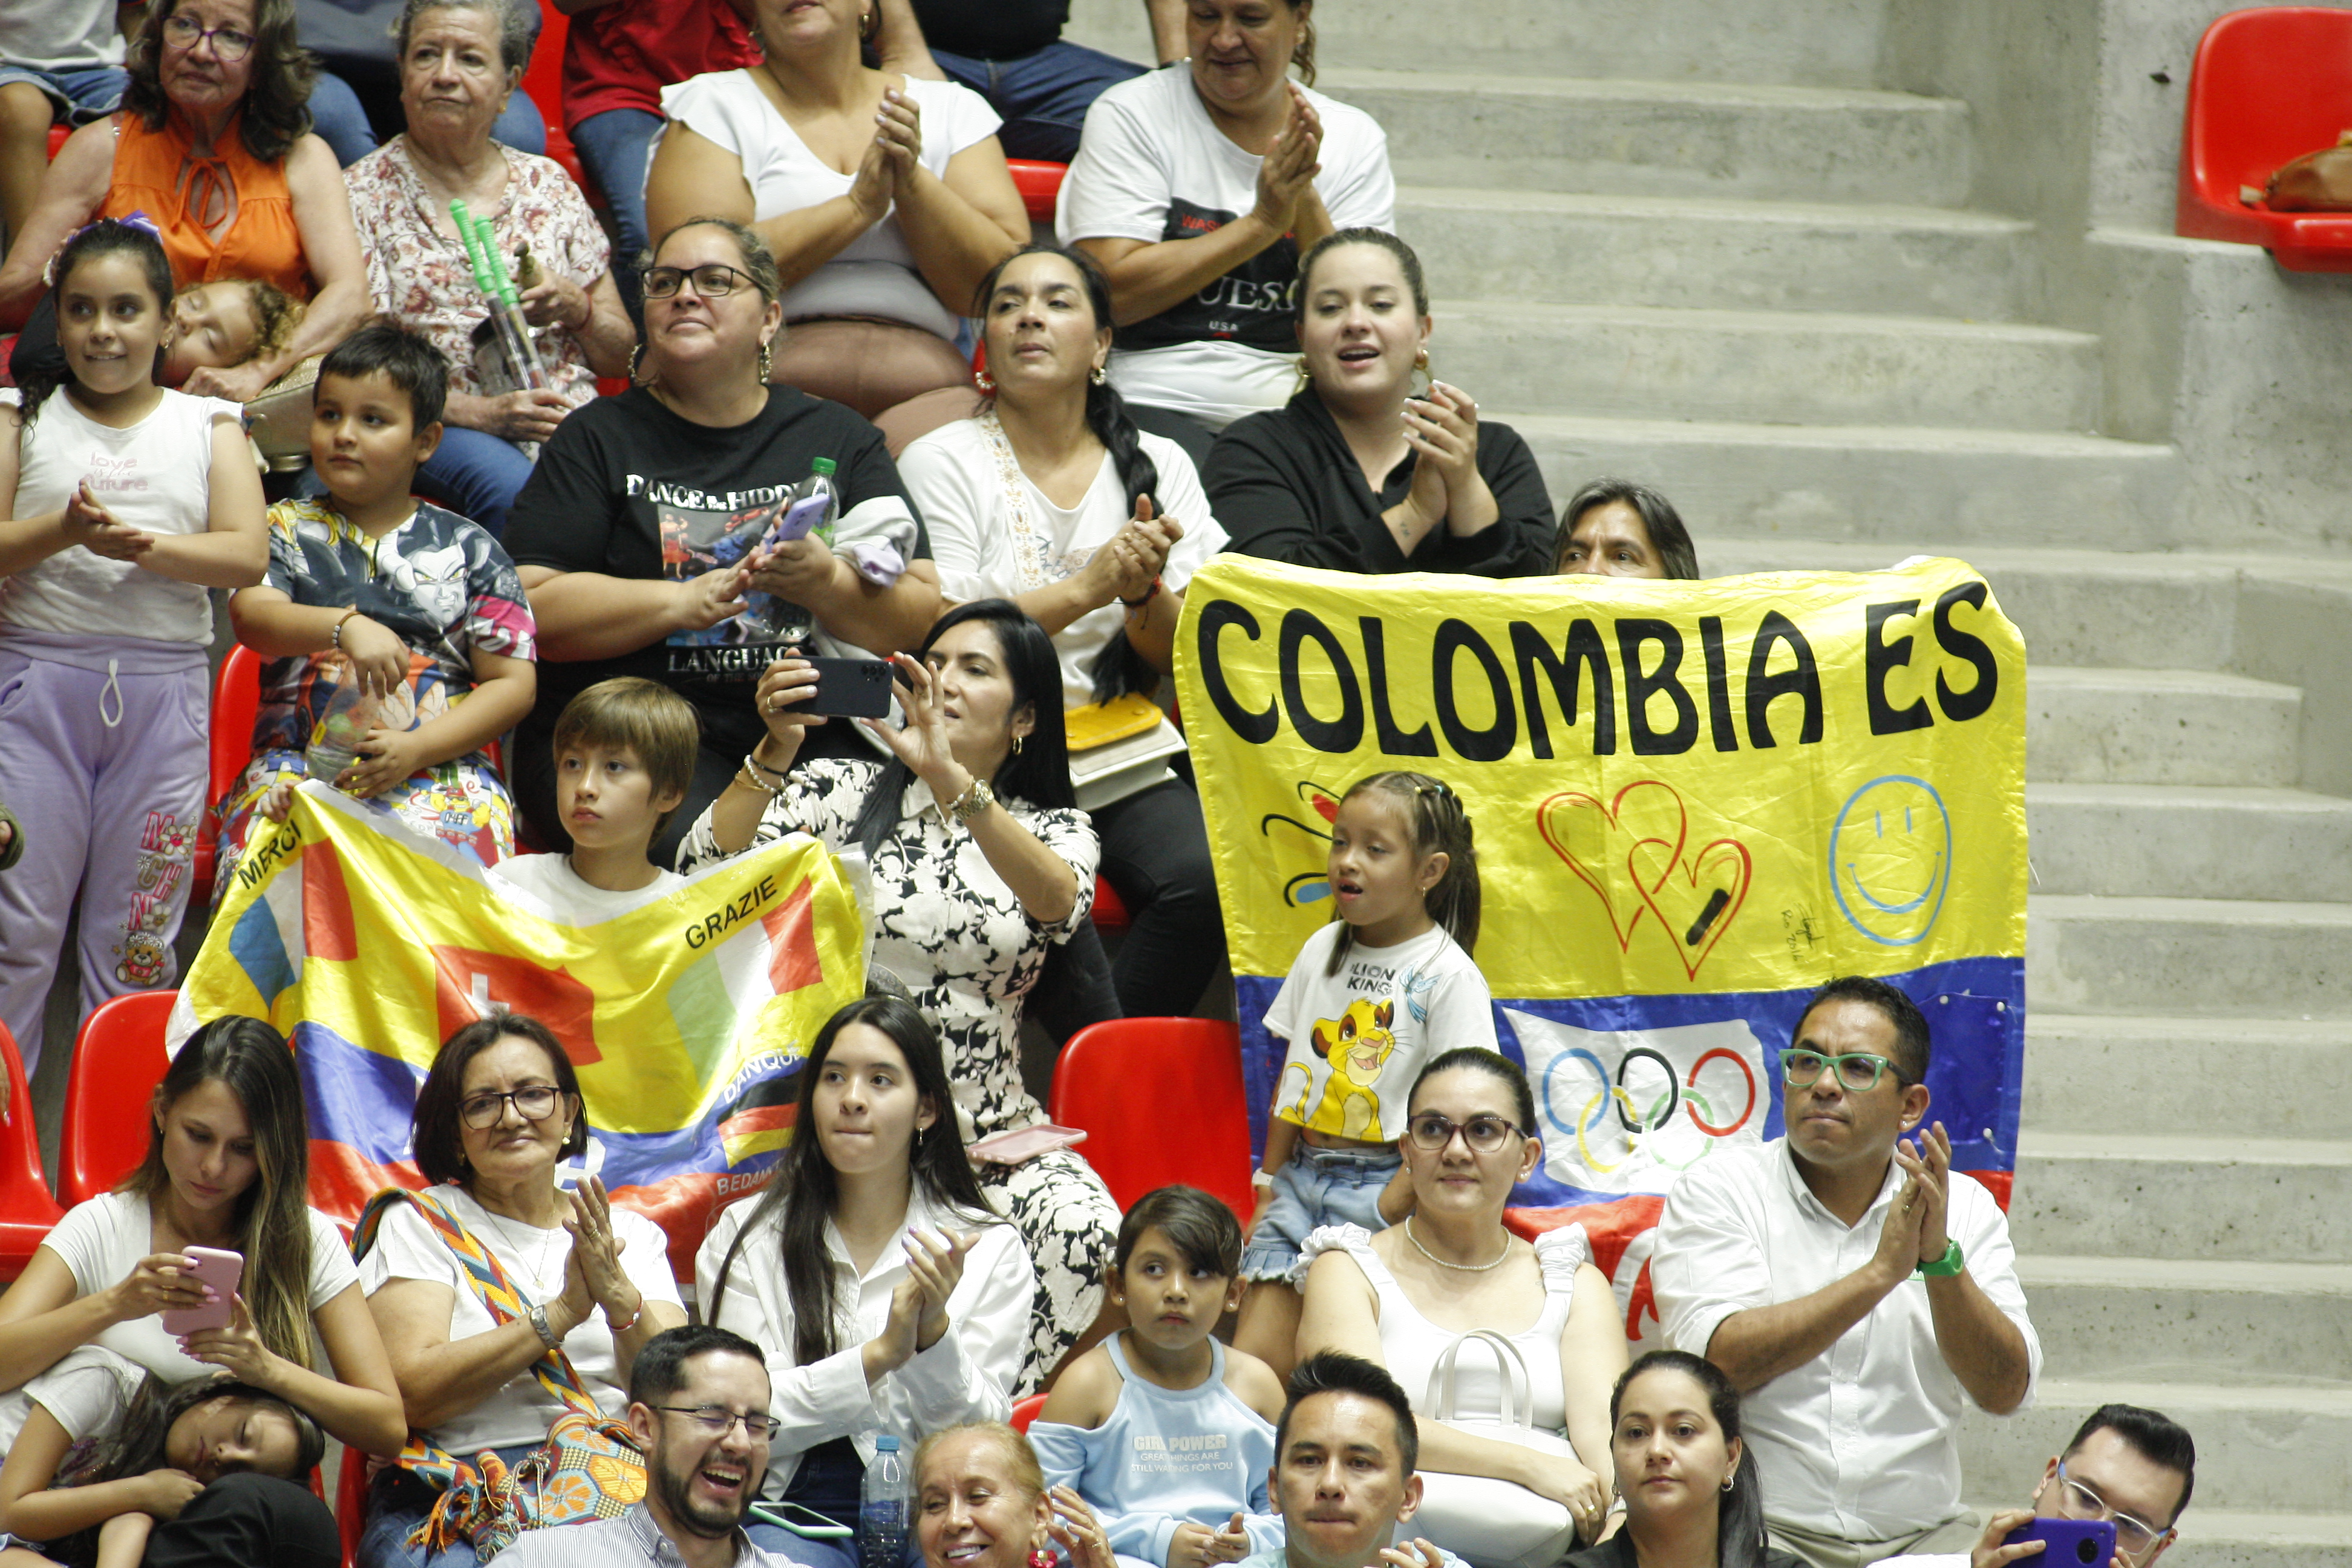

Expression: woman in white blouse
xmin=699 ymin=994 xmax=1032 ymax=1566
xmin=358 ymin=1016 xmax=690 ymax=1568
xmin=898 ymin=243 xmax=1228 ymax=1021
xmin=0 ymin=1017 xmax=405 ymax=1459
xmin=1295 ymin=1047 xmax=1628 ymax=1560
xmin=645 ymin=0 xmax=1028 ymax=449
xmin=680 ymin=601 xmax=1119 ymax=1391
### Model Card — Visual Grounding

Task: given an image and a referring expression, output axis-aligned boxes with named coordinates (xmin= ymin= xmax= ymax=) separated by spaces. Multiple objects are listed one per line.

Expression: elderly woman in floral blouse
xmin=342 ymin=0 xmax=634 ymax=537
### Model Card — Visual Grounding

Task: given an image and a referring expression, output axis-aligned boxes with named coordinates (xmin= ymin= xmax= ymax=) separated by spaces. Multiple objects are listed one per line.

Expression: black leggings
xmin=1093 ymin=776 xmax=1225 ymax=1018
xmin=143 ymin=1472 xmax=339 ymax=1568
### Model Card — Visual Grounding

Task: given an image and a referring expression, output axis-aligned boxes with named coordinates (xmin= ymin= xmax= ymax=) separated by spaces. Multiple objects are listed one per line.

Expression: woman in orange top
xmin=0 ymin=0 xmax=366 ymax=401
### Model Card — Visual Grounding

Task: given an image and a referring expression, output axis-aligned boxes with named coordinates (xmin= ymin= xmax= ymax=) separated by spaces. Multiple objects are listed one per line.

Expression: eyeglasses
xmin=642 ymin=263 xmax=755 ymax=299
xmin=2051 ymin=1463 xmax=2170 ymax=1561
xmin=1405 ymin=1112 xmax=1524 ymax=1154
xmin=655 ymin=1405 xmax=783 ymax=1441
xmin=459 ymin=1086 xmax=565 ymax=1129
xmin=160 ymin=14 xmax=257 ymax=61
xmin=1779 ymin=1048 xmax=1911 ymax=1093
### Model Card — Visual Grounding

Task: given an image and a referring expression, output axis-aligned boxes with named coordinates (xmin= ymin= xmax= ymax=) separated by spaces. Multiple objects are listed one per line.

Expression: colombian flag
xmin=171 ymin=784 xmax=867 ymax=1275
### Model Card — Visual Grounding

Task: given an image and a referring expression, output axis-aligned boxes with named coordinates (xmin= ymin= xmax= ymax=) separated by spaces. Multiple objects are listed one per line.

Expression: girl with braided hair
xmin=895 ymin=242 xmax=1230 ymax=1025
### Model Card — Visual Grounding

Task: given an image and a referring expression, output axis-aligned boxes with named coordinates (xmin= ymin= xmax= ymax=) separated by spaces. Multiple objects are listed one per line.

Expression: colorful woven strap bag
xmin=351 ymin=1187 xmax=648 ymax=1559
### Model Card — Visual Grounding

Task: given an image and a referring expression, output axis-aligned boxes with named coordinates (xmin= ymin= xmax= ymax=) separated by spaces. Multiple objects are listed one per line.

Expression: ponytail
xmin=1083 ymin=370 xmax=1165 ymax=702
xmin=14 ymin=217 xmax=175 ymax=434
xmin=1323 ymin=771 xmax=1481 ymax=976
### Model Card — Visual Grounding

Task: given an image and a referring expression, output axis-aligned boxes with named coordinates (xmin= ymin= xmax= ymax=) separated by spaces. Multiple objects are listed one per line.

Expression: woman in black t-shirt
xmin=1207 ymin=229 xmax=1556 ymax=578
xmin=505 ymin=216 xmax=942 ymax=863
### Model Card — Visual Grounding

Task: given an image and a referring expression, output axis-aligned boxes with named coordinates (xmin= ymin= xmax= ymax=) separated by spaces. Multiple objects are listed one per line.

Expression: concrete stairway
xmin=1050 ymin=1 xmax=2352 ymax=1560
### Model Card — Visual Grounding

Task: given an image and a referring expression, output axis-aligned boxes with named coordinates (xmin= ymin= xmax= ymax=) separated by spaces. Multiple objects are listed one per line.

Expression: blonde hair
xmin=236 ymin=281 xmax=302 ymax=367
xmin=914 ymin=1423 xmax=1045 ymax=1503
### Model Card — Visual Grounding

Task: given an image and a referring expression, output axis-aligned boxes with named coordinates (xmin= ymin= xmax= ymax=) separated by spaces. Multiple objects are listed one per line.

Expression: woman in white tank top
xmin=1295 ymin=1046 xmax=1628 ymax=1555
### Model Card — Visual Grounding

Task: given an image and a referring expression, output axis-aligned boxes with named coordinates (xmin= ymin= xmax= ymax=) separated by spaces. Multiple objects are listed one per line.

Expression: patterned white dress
xmin=679 ymin=758 xmax=1119 ymax=1388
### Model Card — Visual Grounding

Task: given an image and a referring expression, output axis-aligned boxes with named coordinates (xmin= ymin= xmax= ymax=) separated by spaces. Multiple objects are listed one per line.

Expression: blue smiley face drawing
xmin=1828 ymin=776 xmax=1952 ymax=946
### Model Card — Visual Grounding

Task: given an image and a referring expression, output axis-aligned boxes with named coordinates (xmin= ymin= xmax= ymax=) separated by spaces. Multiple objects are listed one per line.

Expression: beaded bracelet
xmin=737 ymin=760 xmax=786 ymax=799
xmin=604 ymin=1296 xmax=644 ymax=1334
xmin=330 ymin=609 xmax=362 ymax=650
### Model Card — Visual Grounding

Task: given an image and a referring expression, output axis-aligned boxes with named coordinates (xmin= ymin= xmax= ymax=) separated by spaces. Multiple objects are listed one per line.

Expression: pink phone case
xmin=968 ymin=1122 xmax=1088 ymax=1165
xmin=160 ymin=1246 xmax=243 ymax=1336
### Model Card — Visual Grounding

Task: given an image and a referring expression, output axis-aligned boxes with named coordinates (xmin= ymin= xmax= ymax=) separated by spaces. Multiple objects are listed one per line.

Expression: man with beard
xmin=498 ymin=1325 xmax=788 ymax=1568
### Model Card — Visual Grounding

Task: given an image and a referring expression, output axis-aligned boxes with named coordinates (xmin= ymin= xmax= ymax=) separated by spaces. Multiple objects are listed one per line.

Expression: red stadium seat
xmin=1011 ymin=1391 xmax=1047 ymax=1432
xmin=0 ymin=1020 xmax=65 ymax=1280
xmin=1007 ymin=160 xmax=1067 ymax=227
xmin=47 ymin=125 xmax=70 ymax=160
xmin=338 ymin=1446 xmax=368 ymax=1566
xmin=1092 ymin=876 xmax=1129 ymax=933
xmin=2177 ymin=7 xmax=2352 ymax=270
xmin=212 ymin=644 xmax=264 ymax=819
xmin=1047 ymin=1018 xmax=1255 ymax=1220
xmin=58 ymin=990 xmax=177 ymax=1208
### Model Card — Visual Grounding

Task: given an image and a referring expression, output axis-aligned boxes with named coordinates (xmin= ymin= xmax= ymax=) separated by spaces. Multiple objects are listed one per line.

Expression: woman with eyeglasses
xmin=356 ymin=1014 xmax=690 ymax=1568
xmin=503 ymin=215 xmax=938 ymax=867
xmin=0 ymin=0 xmax=370 ymax=401
xmin=698 ymin=995 xmax=1033 ymax=1567
xmin=338 ymin=0 xmax=638 ymax=538
xmin=1295 ymin=1047 xmax=1629 ymax=1560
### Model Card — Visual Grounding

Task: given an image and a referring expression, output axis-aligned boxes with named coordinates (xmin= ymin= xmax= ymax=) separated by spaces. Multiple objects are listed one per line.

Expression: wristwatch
xmin=1915 ymin=1239 xmax=1965 ymax=1278
xmin=946 ymin=777 xmax=996 ymax=828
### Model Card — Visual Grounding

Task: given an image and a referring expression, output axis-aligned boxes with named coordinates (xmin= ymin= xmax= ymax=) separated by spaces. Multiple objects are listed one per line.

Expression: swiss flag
xmin=430 ymin=947 xmax=603 ymax=1064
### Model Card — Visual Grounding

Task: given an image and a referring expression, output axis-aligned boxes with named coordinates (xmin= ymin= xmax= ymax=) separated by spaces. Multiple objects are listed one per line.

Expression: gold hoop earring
xmin=1411 ymin=345 xmax=1432 ymax=396
xmin=1011 ymin=733 xmax=1024 ymax=756
xmin=1294 ymin=356 xmax=1312 ymax=393
xmin=1089 ymin=363 xmax=1108 ymax=385
xmin=757 ymin=339 xmax=774 ymax=384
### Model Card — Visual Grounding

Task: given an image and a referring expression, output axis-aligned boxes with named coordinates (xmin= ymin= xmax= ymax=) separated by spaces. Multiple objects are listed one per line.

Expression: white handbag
xmin=1410 ymin=1328 xmax=1584 ymax=1568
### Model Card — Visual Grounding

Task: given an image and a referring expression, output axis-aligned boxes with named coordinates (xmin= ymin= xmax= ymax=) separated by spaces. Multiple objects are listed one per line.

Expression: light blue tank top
xmin=1030 ymin=1336 xmax=1284 ymax=1567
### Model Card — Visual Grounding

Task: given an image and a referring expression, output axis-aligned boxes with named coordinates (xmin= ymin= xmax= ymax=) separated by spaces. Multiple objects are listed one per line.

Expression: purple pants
xmin=0 ymin=633 xmax=206 ymax=1076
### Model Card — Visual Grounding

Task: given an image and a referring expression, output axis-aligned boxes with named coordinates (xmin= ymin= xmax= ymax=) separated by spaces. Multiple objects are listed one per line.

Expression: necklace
xmin=474 ymin=1192 xmax=564 ymax=1290
xmin=1402 ymin=1216 xmax=1512 ymax=1273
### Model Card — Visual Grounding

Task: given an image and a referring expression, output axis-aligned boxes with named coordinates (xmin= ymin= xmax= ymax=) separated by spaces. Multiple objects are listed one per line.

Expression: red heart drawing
xmin=1537 ymin=781 xmax=1750 ymax=979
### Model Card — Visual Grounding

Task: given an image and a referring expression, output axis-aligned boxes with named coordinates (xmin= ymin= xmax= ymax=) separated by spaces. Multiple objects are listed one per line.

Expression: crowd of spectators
xmin=0 ymin=5 xmax=2212 ymax=1568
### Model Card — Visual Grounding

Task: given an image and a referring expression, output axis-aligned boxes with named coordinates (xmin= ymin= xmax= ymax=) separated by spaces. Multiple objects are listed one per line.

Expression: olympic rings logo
xmin=1540 ymin=1045 xmax=1759 ymax=1175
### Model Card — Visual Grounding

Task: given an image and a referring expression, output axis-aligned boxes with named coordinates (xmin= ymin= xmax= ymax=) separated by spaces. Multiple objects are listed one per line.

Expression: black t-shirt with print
xmin=504 ymin=385 xmax=927 ymax=758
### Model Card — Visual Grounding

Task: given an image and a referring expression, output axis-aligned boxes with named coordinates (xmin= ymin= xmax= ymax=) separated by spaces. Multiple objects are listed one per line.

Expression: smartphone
xmin=747 ymin=1503 xmax=853 ymax=1540
xmin=160 ymin=1246 xmax=243 ymax=1336
xmin=968 ymin=1122 xmax=1088 ymax=1165
xmin=2003 ymin=1520 xmax=2116 ymax=1568
xmin=763 ymin=491 xmax=832 ymax=547
xmin=803 ymin=656 xmax=894 ymax=719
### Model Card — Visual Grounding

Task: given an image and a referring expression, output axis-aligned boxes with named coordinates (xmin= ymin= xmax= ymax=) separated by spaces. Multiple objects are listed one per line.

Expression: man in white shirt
xmin=1878 ymin=1405 xmax=2196 ymax=1568
xmin=1233 ymin=1352 xmax=1466 ymax=1568
xmin=1653 ymin=976 xmax=2040 ymax=1568
xmin=498 ymin=1325 xmax=792 ymax=1568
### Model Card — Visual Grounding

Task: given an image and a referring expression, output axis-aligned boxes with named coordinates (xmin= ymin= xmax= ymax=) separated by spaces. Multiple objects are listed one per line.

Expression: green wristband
xmin=1915 ymin=1239 xmax=1965 ymax=1278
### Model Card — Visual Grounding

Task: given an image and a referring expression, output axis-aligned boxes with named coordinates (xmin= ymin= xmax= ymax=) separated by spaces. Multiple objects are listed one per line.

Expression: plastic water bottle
xmin=860 ymin=1434 xmax=906 ymax=1568
xmin=801 ymin=457 xmax=840 ymax=547
xmin=304 ymin=665 xmax=416 ymax=783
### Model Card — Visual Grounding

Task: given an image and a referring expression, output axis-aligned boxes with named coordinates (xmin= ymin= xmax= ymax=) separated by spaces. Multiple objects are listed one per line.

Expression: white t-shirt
xmin=656 ymin=71 xmax=1002 ymax=342
xmin=1 ymin=387 xmax=241 ymax=645
xmin=357 ymin=1186 xmax=684 ymax=1453
xmin=32 ymin=1191 xmax=360 ymax=1384
xmin=489 ymin=852 xmax=688 ymax=919
xmin=1057 ymin=68 xmax=1394 ymax=428
xmin=0 ymin=0 xmax=125 ymax=71
xmin=898 ymin=417 xmax=1229 ymax=705
xmin=1265 ymin=923 xmax=1497 ymax=1145
xmin=0 ymin=1345 xmax=144 ymax=1457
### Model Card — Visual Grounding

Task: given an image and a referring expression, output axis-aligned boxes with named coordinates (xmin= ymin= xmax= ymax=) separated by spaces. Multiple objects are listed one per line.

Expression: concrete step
xmin=1959 ymin=1377 xmax=2352 ymax=1517
xmin=1441 ymin=301 xmax=2101 ymax=431
xmin=1398 ymin=188 xmax=2033 ymax=318
xmin=1503 ymin=416 xmax=2189 ymax=554
xmin=2029 ymin=895 xmax=2352 ymax=1017
xmin=1699 ymin=543 xmax=2243 ymax=671
xmin=2023 ymin=1014 xmax=2352 ymax=1140
xmin=2011 ymin=1131 xmax=2352 ymax=1263
xmin=2025 ymin=668 xmax=2301 ymax=786
xmin=2092 ymin=1514 xmax=2352 ymax=1568
xmin=2026 ymin=784 xmax=2352 ymax=901
xmin=1064 ymin=0 xmax=1901 ymax=88
xmin=2017 ymin=1255 xmax=2352 ymax=1382
xmin=1318 ymin=70 xmax=1973 ymax=204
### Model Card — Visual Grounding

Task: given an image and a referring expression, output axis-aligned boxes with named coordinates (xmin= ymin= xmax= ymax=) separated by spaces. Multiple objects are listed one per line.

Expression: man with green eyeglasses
xmin=1878 ymin=1403 xmax=2195 ymax=1568
xmin=1652 ymin=976 xmax=2040 ymax=1568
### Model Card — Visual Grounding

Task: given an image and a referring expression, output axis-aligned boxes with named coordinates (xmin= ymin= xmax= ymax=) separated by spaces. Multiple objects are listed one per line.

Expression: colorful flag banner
xmin=171 ymin=784 xmax=867 ymax=1272
xmin=1172 ymin=555 xmax=2027 ymax=1346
